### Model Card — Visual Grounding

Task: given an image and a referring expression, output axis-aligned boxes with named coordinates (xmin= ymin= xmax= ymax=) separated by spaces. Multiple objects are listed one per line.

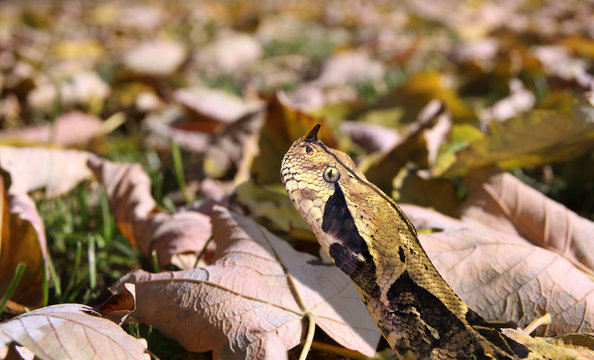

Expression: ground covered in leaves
xmin=0 ymin=0 xmax=594 ymax=359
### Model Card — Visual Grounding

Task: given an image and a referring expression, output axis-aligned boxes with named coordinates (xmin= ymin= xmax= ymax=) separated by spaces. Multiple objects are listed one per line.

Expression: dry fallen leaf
xmin=122 ymin=40 xmax=187 ymax=76
xmin=115 ymin=4 xmax=163 ymax=31
xmin=0 ymin=111 xmax=103 ymax=146
xmin=88 ymin=156 xmax=212 ymax=268
xmin=462 ymin=169 xmax=594 ymax=274
xmin=111 ymin=205 xmax=380 ymax=359
xmin=502 ymin=328 xmax=594 ymax=359
xmin=174 ymin=86 xmax=265 ymax=126
xmin=423 ymin=105 xmax=452 ymax=166
xmin=98 ymin=283 xmax=137 ymax=326
xmin=0 ymin=146 xmax=92 ymax=307
xmin=436 ymin=98 xmax=594 ymax=176
xmin=401 ymin=204 xmax=594 ymax=337
xmin=374 ymin=70 xmax=473 ymax=123
xmin=194 ymin=32 xmax=263 ymax=73
xmin=0 ymin=146 xmax=92 ymax=198
xmin=0 ymin=304 xmax=149 ymax=360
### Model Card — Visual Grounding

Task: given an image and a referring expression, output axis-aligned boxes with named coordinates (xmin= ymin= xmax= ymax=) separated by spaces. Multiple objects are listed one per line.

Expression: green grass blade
xmin=63 ymin=241 xmax=82 ymax=300
xmin=193 ymin=236 xmax=213 ymax=268
xmin=170 ymin=141 xmax=193 ymax=204
xmin=88 ymin=235 xmax=96 ymax=291
xmin=42 ymin=260 xmax=49 ymax=307
xmin=46 ymin=253 xmax=62 ymax=297
xmin=99 ymin=189 xmax=113 ymax=246
xmin=0 ymin=262 xmax=26 ymax=313
xmin=151 ymin=249 xmax=160 ymax=273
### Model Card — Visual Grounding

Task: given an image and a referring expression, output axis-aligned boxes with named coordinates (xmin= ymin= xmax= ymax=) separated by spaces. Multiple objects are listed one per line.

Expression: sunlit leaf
xmin=111 ymin=206 xmax=380 ymax=359
xmin=0 ymin=111 xmax=103 ymax=146
xmin=462 ymin=169 xmax=594 ymax=274
xmin=402 ymin=204 xmax=594 ymax=336
xmin=0 ymin=304 xmax=149 ymax=360
xmin=437 ymin=99 xmax=594 ymax=176
xmin=502 ymin=329 xmax=594 ymax=359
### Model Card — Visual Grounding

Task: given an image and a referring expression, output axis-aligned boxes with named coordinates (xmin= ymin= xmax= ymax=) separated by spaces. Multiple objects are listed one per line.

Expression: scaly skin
xmin=280 ymin=125 xmax=544 ymax=360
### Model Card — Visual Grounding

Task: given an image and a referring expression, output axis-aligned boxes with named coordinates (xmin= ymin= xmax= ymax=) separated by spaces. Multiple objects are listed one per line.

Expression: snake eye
xmin=323 ymin=166 xmax=340 ymax=183
xmin=305 ymin=145 xmax=313 ymax=154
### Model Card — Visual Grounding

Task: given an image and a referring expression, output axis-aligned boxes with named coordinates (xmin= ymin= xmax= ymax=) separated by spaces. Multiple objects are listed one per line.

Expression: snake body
xmin=281 ymin=125 xmax=543 ymax=360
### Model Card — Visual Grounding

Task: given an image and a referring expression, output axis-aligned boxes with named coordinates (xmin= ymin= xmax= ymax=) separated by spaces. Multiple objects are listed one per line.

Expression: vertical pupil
xmin=305 ymin=145 xmax=313 ymax=153
xmin=324 ymin=167 xmax=339 ymax=182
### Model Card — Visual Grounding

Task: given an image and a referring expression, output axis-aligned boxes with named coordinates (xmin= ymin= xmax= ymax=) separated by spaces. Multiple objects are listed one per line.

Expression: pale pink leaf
xmin=0 ymin=146 xmax=92 ymax=197
xmin=402 ymin=204 xmax=594 ymax=337
xmin=174 ymin=86 xmax=264 ymax=124
xmin=111 ymin=206 xmax=380 ymax=359
xmin=0 ymin=111 xmax=102 ymax=146
xmin=123 ymin=40 xmax=186 ymax=76
xmin=461 ymin=170 xmax=594 ymax=273
xmin=0 ymin=304 xmax=149 ymax=360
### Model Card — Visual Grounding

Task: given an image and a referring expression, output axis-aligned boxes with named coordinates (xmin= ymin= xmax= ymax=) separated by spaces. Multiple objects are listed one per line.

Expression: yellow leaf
xmin=439 ymin=100 xmax=594 ymax=177
xmin=0 ymin=180 xmax=44 ymax=308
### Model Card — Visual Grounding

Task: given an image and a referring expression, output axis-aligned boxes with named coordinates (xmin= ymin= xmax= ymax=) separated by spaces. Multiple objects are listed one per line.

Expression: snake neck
xmin=320 ymin=183 xmax=532 ymax=360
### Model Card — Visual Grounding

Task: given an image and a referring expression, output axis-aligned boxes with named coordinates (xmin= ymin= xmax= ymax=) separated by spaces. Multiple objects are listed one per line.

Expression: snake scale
xmin=281 ymin=125 xmax=545 ymax=360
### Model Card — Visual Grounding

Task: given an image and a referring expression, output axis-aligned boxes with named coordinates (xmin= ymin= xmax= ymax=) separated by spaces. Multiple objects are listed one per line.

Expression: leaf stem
xmin=523 ymin=313 xmax=551 ymax=335
xmin=298 ymin=312 xmax=315 ymax=360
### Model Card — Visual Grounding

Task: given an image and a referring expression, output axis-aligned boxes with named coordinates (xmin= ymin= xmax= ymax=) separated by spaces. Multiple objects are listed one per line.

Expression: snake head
xmin=280 ymin=125 xmax=370 ymax=249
